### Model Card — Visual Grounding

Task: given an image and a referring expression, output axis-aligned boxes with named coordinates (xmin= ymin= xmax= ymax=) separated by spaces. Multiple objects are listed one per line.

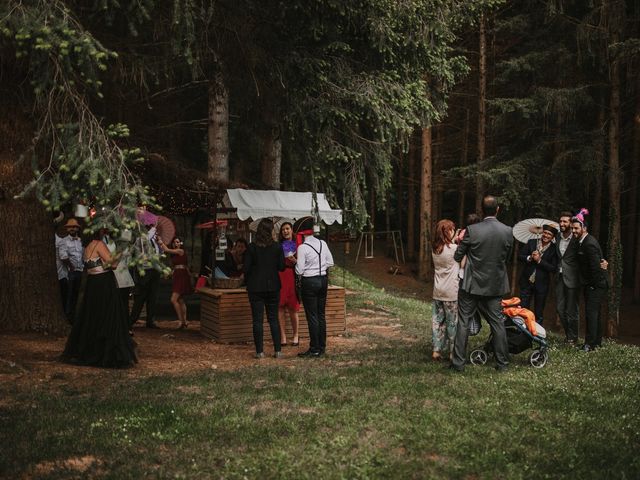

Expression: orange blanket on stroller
xmin=501 ymin=297 xmax=538 ymax=337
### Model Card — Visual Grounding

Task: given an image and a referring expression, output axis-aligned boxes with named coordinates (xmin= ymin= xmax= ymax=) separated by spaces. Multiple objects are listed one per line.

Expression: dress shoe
xmin=146 ymin=322 xmax=160 ymax=329
xmin=298 ymin=350 xmax=321 ymax=358
xmin=448 ymin=364 xmax=464 ymax=372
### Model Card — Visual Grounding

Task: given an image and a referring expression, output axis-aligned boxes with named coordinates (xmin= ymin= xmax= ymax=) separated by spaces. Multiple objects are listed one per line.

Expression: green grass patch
xmin=1 ymin=267 xmax=639 ymax=479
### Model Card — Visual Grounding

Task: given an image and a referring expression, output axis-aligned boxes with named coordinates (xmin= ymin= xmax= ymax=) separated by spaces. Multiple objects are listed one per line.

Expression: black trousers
xmin=300 ymin=275 xmax=328 ymax=353
xmin=65 ymin=270 xmax=83 ymax=323
xmin=519 ymin=282 xmax=548 ymax=325
xmin=556 ymin=275 xmax=579 ymax=342
xmin=248 ymin=290 xmax=281 ymax=354
xmin=584 ymin=286 xmax=606 ymax=347
xmin=130 ymin=269 xmax=161 ymax=327
xmin=452 ymin=289 xmax=510 ymax=370
xmin=59 ymin=277 xmax=69 ymax=313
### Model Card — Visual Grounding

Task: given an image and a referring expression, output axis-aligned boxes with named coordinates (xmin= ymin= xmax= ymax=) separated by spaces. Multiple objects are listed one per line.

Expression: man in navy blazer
xmin=451 ymin=195 xmax=514 ymax=371
xmin=518 ymin=224 xmax=558 ymax=325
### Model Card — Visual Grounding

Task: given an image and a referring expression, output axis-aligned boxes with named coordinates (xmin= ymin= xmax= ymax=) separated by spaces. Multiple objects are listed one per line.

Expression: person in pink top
xmin=431 ymin=219 xmax=460 ymax=361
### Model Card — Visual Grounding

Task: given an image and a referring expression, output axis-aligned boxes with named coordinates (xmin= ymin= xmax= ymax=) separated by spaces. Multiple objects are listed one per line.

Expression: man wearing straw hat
xmin=59 ymin=218 xmax=84 ymax=323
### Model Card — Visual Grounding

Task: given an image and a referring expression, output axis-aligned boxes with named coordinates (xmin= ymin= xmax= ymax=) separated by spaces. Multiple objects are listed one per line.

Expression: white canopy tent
xmin=223 ymin=189 xmax=343 ymax=225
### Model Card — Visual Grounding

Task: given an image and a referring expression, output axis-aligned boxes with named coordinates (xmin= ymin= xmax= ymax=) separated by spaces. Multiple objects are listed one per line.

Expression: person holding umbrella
xmin=518 ymin=224 xmax=559 ymax=325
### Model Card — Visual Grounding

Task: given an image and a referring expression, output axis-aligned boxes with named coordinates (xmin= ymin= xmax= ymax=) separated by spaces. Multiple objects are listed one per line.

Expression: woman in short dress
xmin=277 ymin=222 xmax=300 ymax=346
xmin=62 ymin=233 xmax=137 ymax=368
xmin=158 ymin=236 xmax=193 ymax=329
xmin=431 ymin=219 xmax=459 ymax=361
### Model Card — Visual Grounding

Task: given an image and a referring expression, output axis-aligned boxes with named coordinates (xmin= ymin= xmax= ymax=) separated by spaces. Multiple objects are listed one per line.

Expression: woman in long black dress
xmin=62 ymin=232 xmax=137 ymax=368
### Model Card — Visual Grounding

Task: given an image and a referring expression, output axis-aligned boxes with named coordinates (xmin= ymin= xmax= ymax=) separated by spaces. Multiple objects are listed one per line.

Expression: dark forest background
xmin=1 ymin=0 xmax=638 ymax=334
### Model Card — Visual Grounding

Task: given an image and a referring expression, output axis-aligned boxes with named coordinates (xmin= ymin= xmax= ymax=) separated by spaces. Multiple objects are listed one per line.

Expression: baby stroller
xmin=469 ymin=297 xmax=549 ymax=368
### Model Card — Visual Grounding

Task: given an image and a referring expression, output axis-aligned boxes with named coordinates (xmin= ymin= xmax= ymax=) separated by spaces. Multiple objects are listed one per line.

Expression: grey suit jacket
xmin=454 ymin=217 xmax=513 ymax=296
xmin=555 ymin=233 xmax=579 ymax=289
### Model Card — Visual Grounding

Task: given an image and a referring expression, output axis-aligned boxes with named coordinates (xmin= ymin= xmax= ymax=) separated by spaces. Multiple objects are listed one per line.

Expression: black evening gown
xmin=62 ymin=268 xmax=137 ymax=368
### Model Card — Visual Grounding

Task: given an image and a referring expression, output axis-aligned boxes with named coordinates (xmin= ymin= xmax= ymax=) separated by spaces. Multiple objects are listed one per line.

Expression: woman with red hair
xmin=431 ymin=219 xmax=459 ymax=361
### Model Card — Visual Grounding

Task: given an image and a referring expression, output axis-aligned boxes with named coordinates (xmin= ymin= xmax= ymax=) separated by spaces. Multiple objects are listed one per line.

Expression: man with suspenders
xmin=294 ymin=217 xmax=334 ymax=357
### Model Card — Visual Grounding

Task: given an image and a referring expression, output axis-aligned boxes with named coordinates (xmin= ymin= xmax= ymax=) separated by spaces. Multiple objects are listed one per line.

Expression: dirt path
xmin=0 ymin=299 xmax=415 ymax=390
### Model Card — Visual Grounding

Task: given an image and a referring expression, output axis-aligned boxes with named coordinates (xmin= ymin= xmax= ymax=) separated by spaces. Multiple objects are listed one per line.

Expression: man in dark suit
xmin=571 ymin=215 xmax=609 ymax=352
xmin=555 ymin=211 xmax=580 ymax=344
xmin=451 ymin=195 xmax=514 ymax=371
xmin=518 ymin=224 xmax=558 ymax=325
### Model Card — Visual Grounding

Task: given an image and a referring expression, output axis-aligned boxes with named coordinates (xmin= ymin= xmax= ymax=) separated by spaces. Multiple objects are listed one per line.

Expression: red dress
xmin=171 ymin=254 xmax=193 ymax=295
xmin=278 ymin=255 xmax=300 ymax=310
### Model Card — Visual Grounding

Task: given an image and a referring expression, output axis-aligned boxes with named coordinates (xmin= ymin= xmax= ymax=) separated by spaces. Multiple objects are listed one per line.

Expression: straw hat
xmin=64 ymin=218 xmax=81 ymax=228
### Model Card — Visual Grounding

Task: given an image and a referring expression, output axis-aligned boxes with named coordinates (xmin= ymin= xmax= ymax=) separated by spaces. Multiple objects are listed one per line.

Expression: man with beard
xmin=59 ymin=218 xmax=84 ymax=322
xmin=555 ymin=212 xmax=581 ymax=344
xmin=571 ymin=209 xmax=609 ymax=352
xmin=518 ymin=224 xmax=558 ymax=325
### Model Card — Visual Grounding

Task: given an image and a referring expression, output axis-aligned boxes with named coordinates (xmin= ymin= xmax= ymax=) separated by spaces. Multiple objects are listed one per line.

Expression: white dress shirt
xmin=55 ymin=234 xmax=69 ymax=280
xmin=59 ymin=235 xmax=84 ymax=271
xmin=295 ymin=236 xmax=334 ymax=277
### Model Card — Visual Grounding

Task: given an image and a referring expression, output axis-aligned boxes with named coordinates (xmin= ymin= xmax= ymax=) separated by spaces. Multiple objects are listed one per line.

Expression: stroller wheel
xmin=470 ymin=349 xmax=488 ymax=366
xmin=529 ymin=349 xmax=548 ymax=368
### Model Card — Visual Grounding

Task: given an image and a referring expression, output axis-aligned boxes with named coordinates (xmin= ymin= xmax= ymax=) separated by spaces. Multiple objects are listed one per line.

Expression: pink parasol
xmin=137 ymin=208 xmax=159 ymax=226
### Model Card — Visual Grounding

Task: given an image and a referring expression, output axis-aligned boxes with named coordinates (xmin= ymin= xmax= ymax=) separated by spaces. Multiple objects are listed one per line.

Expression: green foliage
xmin=262 ymin=0 xmax=499 ymax=231
xmin=1 ymin=1 xmax=166 ymax=273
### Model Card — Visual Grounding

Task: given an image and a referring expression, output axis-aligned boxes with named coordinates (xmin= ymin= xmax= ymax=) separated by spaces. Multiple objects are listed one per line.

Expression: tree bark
xmin=419 ymin=126 xmax=433 ymax=281
xmin=207 ymin=72 xmax=230 ymax=182
xmin=260 ymin=124 xmax=282 ymax=189
xmin=458 ymin=108 xmax=470 ymax=227
xmin=592 ymin=102 xmax=606 ymax=240
xmin=407 ymin=135 xmax=417 ymax=261
xmin=433 ymin=124 xmax=442 ymax=228
xmin=475 ymin=13 xmax=487 ymax=214
xmin=605 ymin=4 xmax=622 ymax=337
xmin=626 ymin=95 xmax=639 ymax=289
xmin=0 ymin=108 xmax=68 ymax=333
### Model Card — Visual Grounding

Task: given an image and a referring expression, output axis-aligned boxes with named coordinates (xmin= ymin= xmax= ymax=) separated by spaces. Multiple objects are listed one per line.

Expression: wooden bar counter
xmin=198 ymin=286 xmax=346 ymax=343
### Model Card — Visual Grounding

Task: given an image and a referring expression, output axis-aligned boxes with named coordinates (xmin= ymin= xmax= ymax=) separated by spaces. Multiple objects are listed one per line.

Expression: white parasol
xmin=512 ymin=218 xmax=557 ymax=244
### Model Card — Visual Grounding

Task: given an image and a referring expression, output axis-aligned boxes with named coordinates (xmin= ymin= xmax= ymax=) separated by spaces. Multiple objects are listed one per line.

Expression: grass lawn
xmin=1 ymin=268 xmax=639 ymax=479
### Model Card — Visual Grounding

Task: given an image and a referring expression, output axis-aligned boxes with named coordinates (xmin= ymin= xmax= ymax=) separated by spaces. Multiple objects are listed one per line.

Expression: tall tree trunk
xmin=458 ymin=108 xmax=470 ymax=227
xmin=407 ymin=135 xmax=417 ymax=261
xmin=626 ymin=94 xmax=639 ymax=288
xmin=433 ymin=124 xmax=442 ymax=227
xmin=475 ymin=13 xmax=487 ymax=213
xmin=606 ymin=2 xmax=622 ymax=337
xmin=592 ymin=102 xmax=606 ymax=240
xmin=369 ymin=184 xmax=375 ymax=231
xmin=419 ymin=126 xmax=433 ymax=281
xmin=397 ymin=153 xmax=403 ymax=235
xmin=260 ymin=125 xmax=282 ymax=189
xmin=207 ymin=72 xmax=229 ymax=182
xmin=0 ymin=108 xmax=67 ymax=333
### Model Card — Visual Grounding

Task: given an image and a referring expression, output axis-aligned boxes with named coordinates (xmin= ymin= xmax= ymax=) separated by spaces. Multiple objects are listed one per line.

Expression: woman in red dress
xmin=277 ymin=222 xmax=300 ymax=346
xmin=158 ymin=236 xmax=193 ymax=329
